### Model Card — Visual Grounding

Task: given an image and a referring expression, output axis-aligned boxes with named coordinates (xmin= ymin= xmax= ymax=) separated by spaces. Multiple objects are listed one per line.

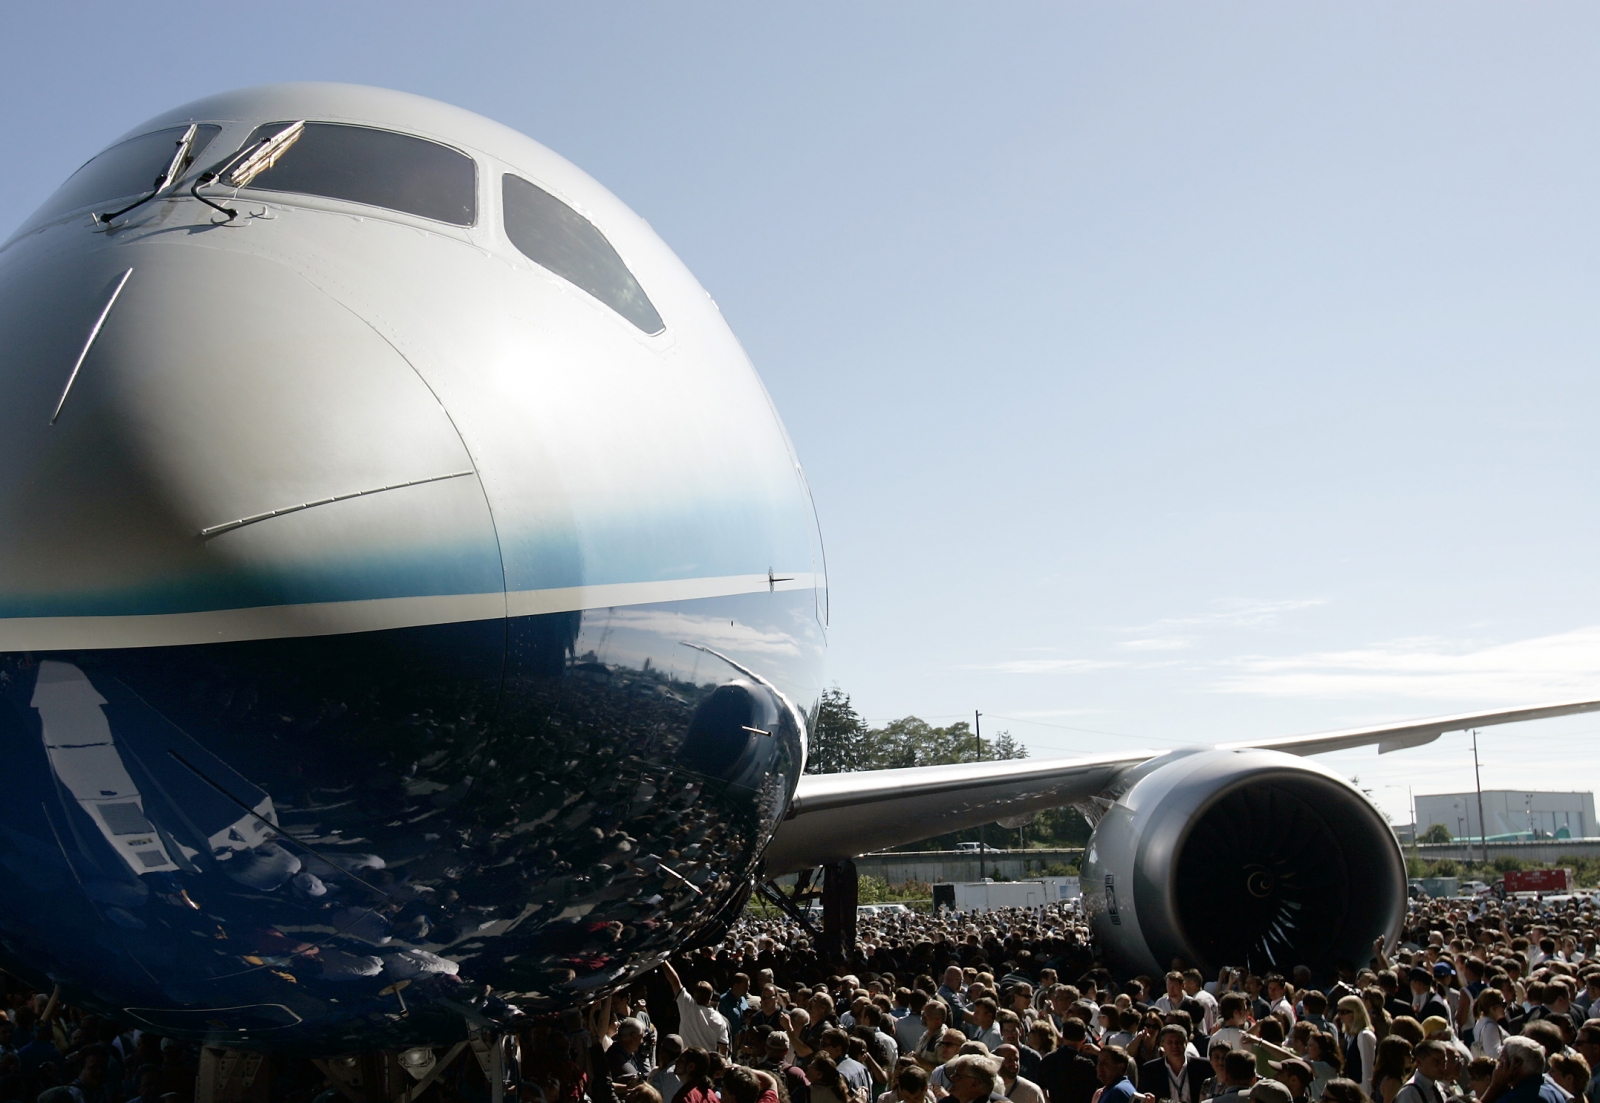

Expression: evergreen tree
xmin=992 ymin=729 xmax=1028 ymax=760
xmin=806 ymin=685 xmax=870 ymax=773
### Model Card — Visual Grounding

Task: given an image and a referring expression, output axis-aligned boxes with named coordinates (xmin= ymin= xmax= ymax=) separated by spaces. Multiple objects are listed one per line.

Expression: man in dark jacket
xmin=1407 ymin=968 xmax=1451 ymax=1024
xmin=1038 ymin=1019 xmax=1099 ymax=1103
xmin=1140 ymin=1026 xmax=1212 ymax=1103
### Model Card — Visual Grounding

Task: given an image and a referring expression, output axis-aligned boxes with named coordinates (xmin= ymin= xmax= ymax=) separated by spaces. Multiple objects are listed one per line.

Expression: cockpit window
xmin=501 ymin=174 xmax=664 ymax=334
xmin=24 ymin=125 xmax=221 ymax=229
xmin=235 ymin=122 xmax=477 ymax=226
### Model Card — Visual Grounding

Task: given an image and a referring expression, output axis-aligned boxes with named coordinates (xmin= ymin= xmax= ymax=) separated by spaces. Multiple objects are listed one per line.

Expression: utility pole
xmin=975 ymin=711 xmax=985 ymax=871
xmin=1472 ymin=729 xmax=1488 ymax=867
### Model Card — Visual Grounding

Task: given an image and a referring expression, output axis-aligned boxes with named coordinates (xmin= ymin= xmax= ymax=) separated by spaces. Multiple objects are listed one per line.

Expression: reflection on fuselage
xmin=0 ymin=589 xmax=814 ymax=1051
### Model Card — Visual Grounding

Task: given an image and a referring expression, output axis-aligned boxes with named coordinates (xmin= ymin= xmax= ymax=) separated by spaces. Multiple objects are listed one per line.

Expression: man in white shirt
xmin=1156 ymin=974 xmax=1187 ymax=1016
xmin=1392 ymin=1041 xmax=1450 ymax=1103
xmin=968 ymin=999 xmax=1004 ymax=1051
xmin=1183 ymin=971 xmax=1221 ymax=1036
xmin=997 ymin=1044 xmax=1045 ymax=1103
xmin=1265 ymin=977 xmax=1296 ymax=1025
xmin=662 ymin=961 xmax=729 ymax=1056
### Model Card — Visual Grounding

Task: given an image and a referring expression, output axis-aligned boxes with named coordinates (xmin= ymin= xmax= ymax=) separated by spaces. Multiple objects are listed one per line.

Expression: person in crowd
xmin=924 ymin=1031 xmax=968 ymax=1081
xmin=1372 ymin=1037 xmax=1414 ymax=1103
xmin=1472 ymin=992 xmax=1510 ymax=1062
xmin=944 ymin=1055 xmax=1002 ymax=1103
xmin=1301 ymin=995 xmax=1330 ymax=1035
xmin=968 ymin=1002 xmax=1003 ymax=1053
xmin=1479 ymin=1036 xmax=1564 ymax=1103
xmin=723 ymin=977 xmax=756 ymax=1036
xmin=1317 ymin=1080 xmax=1370 ymax=1103
xmin=1027 ymin=1022 xmax=1058 ymax=1059
xmin=1305 ymin=1033 xmax=1344 ymax=1100
xmin=809 ymin=1056 xmax=854 ymax=1103
xmin=1140 ymin=1025 xmax=1210 ymax=1103
xmin=1202 ymin=1042 xmax=1232 ymax=1099
xmin=1250 ymin=1078 xmax=1294 ymax=1103
xmin=665 ymin=962 xmax=733 ymax=1057
xmin=752 ymin=988 xmax=790 ymax=1033
xmin=1095 ymin=1048 xmax=1140 ymax=1103
xmin=996 ymin=1045 xmax=1044 ymax=1103
xmin=1266 ymin=978 xmax=1297 ymax=1026
xmin=1572 ymin=1024 xmax=1600 ymax=1103
xmin=724 ymin=1065 xmax=783 ymax=1103
xmin=1129 ymin=1013 xmax=1167 ymax=1069
xmin=1391 ymin=1041 xmax=1450 ymax=1103
xmin=1547 ymin=1055 xmax=1590 ymax=1103
xmin=1406 ymin=973 xmax=1450 ymax=1026
xmin=998 ymin=1012 xmax=1042 ymax=1084
xmin=1468 ymin=1057 xmax=1498 ymax=1103
xmin=915 ymin=1006 xmax=953 ymax=1071
xmin=1037 ymin=1019 xmax=1100 ymax=1103
xmin=673 ymin=1049 xmax=719 ymax=1103
xmin=610 ymin=1020 xmax=653 ymax=1086
xmin=653 ymin=1036 xmax=687 ymax=1103
xmin=819 ymin=1029 xmax=873 ymax=1100
xmin=879 ymin=1064 xmax=933 ymax=1103
xmin=898 ymin=996 xmax=932 ymax=1059
xmin=1211 ymin=1051 xmax=1260 ymax=1103
xmin=1271 ymin=1059 xmax=1316 ymax=1103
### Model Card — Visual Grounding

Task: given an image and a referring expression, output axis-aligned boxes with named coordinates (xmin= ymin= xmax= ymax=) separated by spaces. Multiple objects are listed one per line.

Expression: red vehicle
xmin=1501 ymin=868 xmax=1574 ymax=894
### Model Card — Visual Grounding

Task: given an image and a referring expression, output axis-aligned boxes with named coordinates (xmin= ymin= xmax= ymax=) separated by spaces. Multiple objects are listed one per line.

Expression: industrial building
xmin=1414 ymin=790 xmax=1595 ymax=841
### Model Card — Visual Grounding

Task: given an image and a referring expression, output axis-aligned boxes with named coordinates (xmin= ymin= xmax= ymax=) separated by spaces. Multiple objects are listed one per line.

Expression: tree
xmin=1419 ymin=824 xmax=1453 ymax=844
xmin=805 ymin=694 xmax=1090 ymax=851
xmin=992 ymin=729 xmax=1028 ymax=761
xmin=807 ymin=686 xmax=870 ymax=774
xmin=865 ymin=717 xmax=979 ymax=769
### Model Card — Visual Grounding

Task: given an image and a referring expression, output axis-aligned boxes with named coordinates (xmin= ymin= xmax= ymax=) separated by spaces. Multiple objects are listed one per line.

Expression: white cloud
xmin=976 ymin=658 xmax=1122 ymax=675
xmin=1212 ymin=625 xmax=1600 ymax=701
xmin=1116 ymin=637 xmax=1191 ymax=651
xmin=1129 ymin=597 xmax=1327 ymax=634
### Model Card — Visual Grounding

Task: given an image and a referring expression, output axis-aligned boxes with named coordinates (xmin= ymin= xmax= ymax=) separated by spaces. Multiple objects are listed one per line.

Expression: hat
xmin=1421 ymin=1016 xmax=1451 ymax=1038
xmin=766 ymin=1031 xmax=790 ymax=1049
xmin=1408 ymin=967 xmax=1433 ymax=984
xmin=1270 ymin=1059 xmax=1314 ymax=1084
xmin=1432 ymin=962 xmax=1455 ymax=977
xmin=1250 ymin=1082 xmax=1294 ymax=1103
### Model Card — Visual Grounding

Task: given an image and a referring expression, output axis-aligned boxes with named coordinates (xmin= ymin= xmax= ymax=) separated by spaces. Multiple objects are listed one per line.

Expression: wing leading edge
xmin=763 ymin=697 xmax=1600 ymax=875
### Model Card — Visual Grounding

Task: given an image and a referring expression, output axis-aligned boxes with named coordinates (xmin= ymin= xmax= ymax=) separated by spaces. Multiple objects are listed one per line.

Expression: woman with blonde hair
xmin=1334 ymin=995 xmax=1377 ymax=1100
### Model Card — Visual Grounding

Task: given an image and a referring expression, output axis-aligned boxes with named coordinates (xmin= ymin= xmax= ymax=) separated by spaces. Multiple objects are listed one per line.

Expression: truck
xmin=1039 ymin=875 xmax=1082 ymax=901
xmin=1501 ymin=868 xmax=1574 ymax=894
xmin=932 ymin=879 xmax=1052 ymax=912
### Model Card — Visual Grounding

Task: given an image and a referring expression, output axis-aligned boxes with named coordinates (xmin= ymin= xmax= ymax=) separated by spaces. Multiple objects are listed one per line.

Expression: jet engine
xmin=1080 ymin=748 xmax=1405 ymax=978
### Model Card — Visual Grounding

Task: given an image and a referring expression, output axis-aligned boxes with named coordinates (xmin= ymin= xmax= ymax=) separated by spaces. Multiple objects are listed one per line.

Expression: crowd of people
xmin=561 ymin=892 xmax=1600 ymax=1103
xmin=4 ymin=890 xmax=1600 ymax=1103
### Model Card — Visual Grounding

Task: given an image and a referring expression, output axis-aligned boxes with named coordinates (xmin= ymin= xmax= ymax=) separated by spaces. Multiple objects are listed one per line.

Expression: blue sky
xmin=5 ymin=4 xmax=1599 ymax=826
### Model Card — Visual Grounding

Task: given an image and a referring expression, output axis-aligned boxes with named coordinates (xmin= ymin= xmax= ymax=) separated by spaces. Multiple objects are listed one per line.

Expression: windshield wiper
xmin=189 ymin=120 xmax=306 ymax=222
xmin=95 ymin=123 xmax=199 ymax=226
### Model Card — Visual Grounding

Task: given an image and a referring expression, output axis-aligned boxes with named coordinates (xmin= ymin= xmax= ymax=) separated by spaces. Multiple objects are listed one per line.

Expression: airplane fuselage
xmin=0 ymin=84 xmax=825 ymax=1049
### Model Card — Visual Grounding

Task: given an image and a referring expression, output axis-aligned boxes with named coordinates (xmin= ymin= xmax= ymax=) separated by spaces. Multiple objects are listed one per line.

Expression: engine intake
xmin=1081 ymin=749 xmax=1404 ymax=979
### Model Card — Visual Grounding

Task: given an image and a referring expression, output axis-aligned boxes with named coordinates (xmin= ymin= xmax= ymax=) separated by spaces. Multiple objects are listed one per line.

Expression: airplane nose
xmin=0 ymin=235 xmax=504 ymax=647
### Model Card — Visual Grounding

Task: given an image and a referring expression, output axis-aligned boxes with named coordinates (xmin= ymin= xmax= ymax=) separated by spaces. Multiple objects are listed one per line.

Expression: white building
xmin=1414 ymin=790 xmax=1595 ymax=841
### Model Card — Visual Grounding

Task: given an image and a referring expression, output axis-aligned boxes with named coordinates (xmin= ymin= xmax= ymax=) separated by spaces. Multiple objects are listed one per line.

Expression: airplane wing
xmin=762 ymin=697 xmax=1600 ymax=874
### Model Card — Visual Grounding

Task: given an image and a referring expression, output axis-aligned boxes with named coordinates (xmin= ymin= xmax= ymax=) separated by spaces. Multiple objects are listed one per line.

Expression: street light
xmin=1384 ymin=785 xmax=1416 ymax=855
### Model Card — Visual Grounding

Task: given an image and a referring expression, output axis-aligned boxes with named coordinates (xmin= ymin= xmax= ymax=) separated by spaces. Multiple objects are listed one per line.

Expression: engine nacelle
xmin=1081 ymin=748 xmax=1405 ymax=979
